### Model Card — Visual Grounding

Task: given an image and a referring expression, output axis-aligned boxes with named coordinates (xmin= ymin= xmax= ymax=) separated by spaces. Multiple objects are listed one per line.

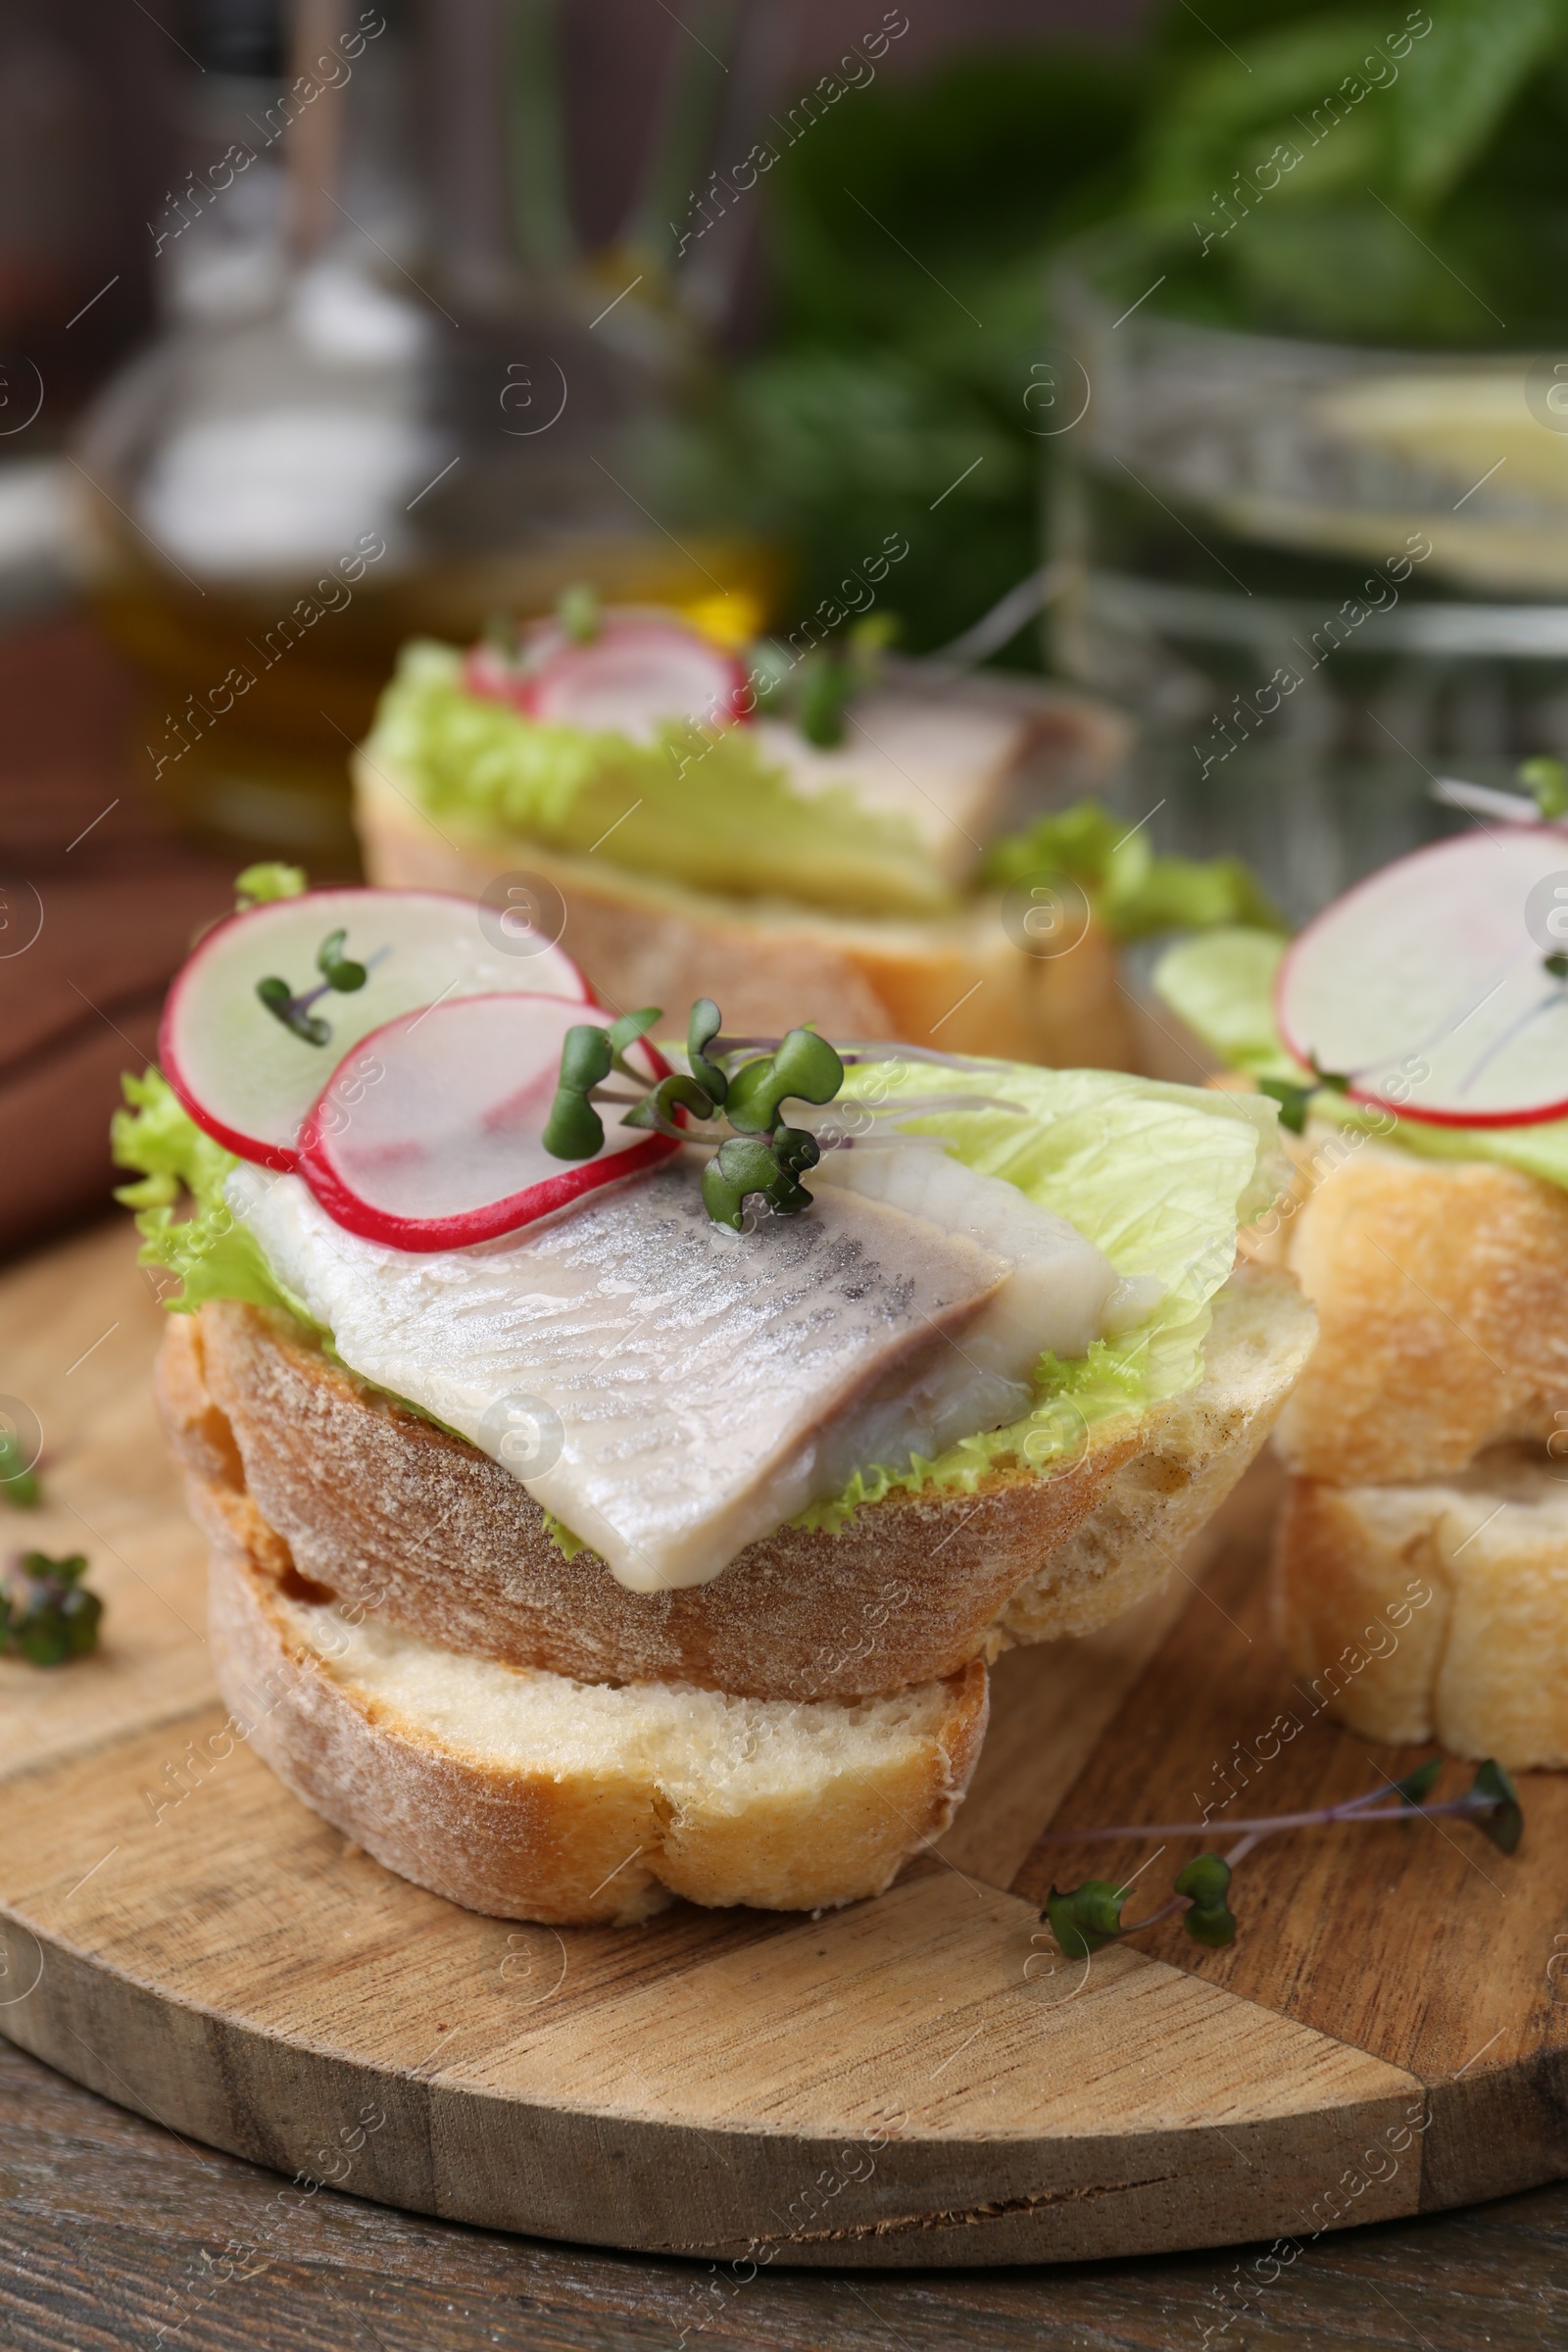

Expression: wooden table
xmin=3 ymin=2028 xmax=1564 ymax=2349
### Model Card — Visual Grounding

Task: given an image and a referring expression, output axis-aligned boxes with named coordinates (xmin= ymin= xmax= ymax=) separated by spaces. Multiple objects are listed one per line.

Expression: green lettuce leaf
xmin=112 ymin=1071 xmax=316 ymax=1322
xmin=367 ymin=641 xmax=951 ymax=918
xmin=982 ymin=800 xmax=1284 ymax=943
xmin=797 ymin=1057 xmax=1282 ymax=1530
xmin=1153 ymin=926 xmax=1568 ymax=1190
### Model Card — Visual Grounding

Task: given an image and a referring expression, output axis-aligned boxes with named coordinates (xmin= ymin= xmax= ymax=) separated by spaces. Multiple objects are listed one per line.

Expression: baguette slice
xmin=1276 ymin=1449 xmax=1568 ymax=1769
xmin=354 ymin=759 xmax=1136 ymax=1070
xmin=1274 ymin=1145 xmax=1568 ymax=1486
xmin=202 ymin=1473 xmax=989 ymax=1925
xmin=158 ymin=1267 xmax=1317 ymax=1702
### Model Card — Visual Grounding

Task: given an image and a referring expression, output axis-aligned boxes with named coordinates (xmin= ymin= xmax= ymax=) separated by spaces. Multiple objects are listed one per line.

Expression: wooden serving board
xmin=2 ymin=1225 xmax=1566 ymax=2270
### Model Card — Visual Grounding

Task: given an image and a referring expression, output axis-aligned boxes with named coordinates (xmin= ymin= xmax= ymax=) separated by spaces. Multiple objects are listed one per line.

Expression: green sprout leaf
xmin=1307 ymin=1054 xmax=1351 ymax=1095
xmin=1176 ymin=1853 xmax=1236 ymax=1948
xmin=701 ymin=1136 xmax=785 ymax=1231
xmin=1469 ymin=1759 xmax=1523 ymax=1854
xmin=1546 ymin=954 xmax=1568 ymax=981
xmin=542 ymin=1024 xmax=614 ymax=1160
xmin=315 ymin=928 xmax=368 ymax=994
xmin=605 ymin=1006 xmax=662 ymax=1075
xmin=1521 ymin=756 xmax=1568 ymax=820
xmin=1394 ymin=1758 xmax=1444 ymax=1806
xmin=687 ymin=998 xmax=728 ymax=1104
xmin=255 ymin=975 xmax=329 ymax=1047
xmin=556 ymin=581 xmax=602 ymax=643
xmin=725 ymin=1028 xmax=845 ymax=1134
xmin=0 ymin=1425 xmax=39 ymax=1509
xmin=1259 ymin=1075 xmax=1312 ymax=1136
xmin=622 ymin=1073 xmax=714 ymax=1138
xmin=234 ymin=862 xmax=308 ymax=907
xmin=3 ymin=1551 xmax=102 ymax=1667
xmin=794 ymin=652 xmax=855 ymax=748
xmin=1045 ymin=1880 xmax=1127 ymax=1959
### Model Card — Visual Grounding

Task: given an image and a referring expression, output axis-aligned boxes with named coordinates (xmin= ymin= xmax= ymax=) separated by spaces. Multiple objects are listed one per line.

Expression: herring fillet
xmin=228 ymin=1162 xmax=1007 ymax=1592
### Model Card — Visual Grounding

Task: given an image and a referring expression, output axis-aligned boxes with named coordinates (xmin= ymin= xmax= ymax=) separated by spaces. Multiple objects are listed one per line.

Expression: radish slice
xmin=465 ymin=614 xmax=746 ymax=741
xmin=162 ymin=888 xmax=591 ymax=1171
xmin=1276 ymin=827 xmax=1568 ymax=1127
xmin=296 ymin=994 xmax=679 ymax=1250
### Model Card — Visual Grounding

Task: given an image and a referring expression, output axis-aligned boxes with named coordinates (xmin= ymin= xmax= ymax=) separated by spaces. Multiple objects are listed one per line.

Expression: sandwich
xmin=120 ymin=868 xmax=1314 ymax=1925
xmin=1154 ymin=821 xmax=1568 ymax=1771
xmin=351 ymin=592 xmax=1276 ymax=1069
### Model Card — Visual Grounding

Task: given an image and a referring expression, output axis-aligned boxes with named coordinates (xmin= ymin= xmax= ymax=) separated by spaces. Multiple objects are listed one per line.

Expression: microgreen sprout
xmin=556 ymin=580 xmax=602 ymax=643
xmin=255 ymin=924 xmax=372 ymax=1047
xmin=0 ymin=1425 xmax=39 ymax=1509
xmin=1041 ymin=1758 xmax=1520 ymax=1957
xmin=541 ymin=997 xmax=847 ymax=1230
xmin=1260 ymin=1054 xmax=1352 ymax=1137
xmin=750 ymin=614 xmax=898 ymax=748
xmin=234 ymin=862 xmax=308 ymax=907
xmin=1 ymin=1551 xmax=103 ymax=1667
xmin=1521 ymin=754 xmax=1568 ymax=820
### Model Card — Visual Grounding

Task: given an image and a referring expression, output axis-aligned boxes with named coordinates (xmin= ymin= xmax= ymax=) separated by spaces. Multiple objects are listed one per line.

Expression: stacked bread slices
xmin=1270 ymin=1144 xmax=1568 ymax=1770
xmin=157 ymin=1264 xmax=1313 ymax=1926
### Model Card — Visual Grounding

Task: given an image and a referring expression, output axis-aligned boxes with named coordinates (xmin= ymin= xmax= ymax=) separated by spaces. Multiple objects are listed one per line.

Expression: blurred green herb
xmin=0 ymin=1425 xmax=39 ymax=1509
xmin=661 ymin=47 xmax=1149 ymax=657
xmin=1041 ymin=1758 xmax=1519 ymax=1955
xmin=235 ymin=862 xmax=308 ymax=907
xmin=1522 ymin=756 xmax=1568 ymax=820
xmin=663 ymin=6 xmax=1568 ymax=655
xmin=1 ymin=1551 xmax=103 ymax=1667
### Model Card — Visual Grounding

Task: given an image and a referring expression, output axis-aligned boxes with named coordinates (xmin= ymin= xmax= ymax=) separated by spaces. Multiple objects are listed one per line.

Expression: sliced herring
xmin=227 ymin=1161 xmax=1007 ymax=1592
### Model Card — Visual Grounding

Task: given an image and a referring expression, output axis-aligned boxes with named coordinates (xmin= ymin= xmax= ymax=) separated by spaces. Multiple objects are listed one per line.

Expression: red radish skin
xmin=160 ymin=887 xmax=592 ymax=1172
xmin=1275 ymin=826 xmax=1568 ymax=1129
xmin=295 ymin=995 xmax=681 ymax=1251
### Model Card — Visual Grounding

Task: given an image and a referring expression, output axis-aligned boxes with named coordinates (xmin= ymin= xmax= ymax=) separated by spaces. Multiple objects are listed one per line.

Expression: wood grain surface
xmin=2 ymin=1222 xmax=1566 ymax=2285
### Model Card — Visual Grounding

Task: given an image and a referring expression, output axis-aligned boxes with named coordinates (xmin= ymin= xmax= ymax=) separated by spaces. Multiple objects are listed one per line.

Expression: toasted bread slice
xmin=158 ymin=1267 xmax=1316 ymax=1702
xmin=1276 ymin=1449 xmax=1568 ymax=1769
xmin=1273 ymin=1147 xmax=1568 ymax=1486
xmin=354 ymin=760 xmax=1137 ymax=1070
xmin=201 ymin=1471 xmax=988 ymax=1924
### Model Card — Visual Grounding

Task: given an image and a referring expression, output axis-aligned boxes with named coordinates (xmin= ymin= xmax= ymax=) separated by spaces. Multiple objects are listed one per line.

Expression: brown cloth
xmin=0 ymin=616 xmax=237 ymax=1261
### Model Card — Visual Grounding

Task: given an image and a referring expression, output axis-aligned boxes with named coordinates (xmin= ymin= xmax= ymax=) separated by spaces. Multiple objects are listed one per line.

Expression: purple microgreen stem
xmin=1039 ymin=1792 xmax=1499 ymax=1844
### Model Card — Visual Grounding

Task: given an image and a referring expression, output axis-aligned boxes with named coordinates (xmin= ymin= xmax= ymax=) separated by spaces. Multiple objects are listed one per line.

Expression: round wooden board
xmin=3 ymin=1226 xmax=1566 ymax=2269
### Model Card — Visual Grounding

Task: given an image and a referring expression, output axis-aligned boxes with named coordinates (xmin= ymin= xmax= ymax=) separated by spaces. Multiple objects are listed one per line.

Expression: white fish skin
xmin=228 ymin=1160 xmax=1007 ymax=1593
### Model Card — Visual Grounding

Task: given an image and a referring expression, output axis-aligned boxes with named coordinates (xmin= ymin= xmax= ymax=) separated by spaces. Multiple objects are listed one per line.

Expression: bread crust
xmin=1276 ymin=1453 xmax=1568 ymax=1769
xmin=202 ymin=1479 xmax=990 ymax=1924
xmin=1275 ymin=1148 xmax=1568 ymax=1485
xmin=354 ymin=761 xmax=1136 ymax=1070
xmin=158 ymin=1268 xmax=1315 ymax=1701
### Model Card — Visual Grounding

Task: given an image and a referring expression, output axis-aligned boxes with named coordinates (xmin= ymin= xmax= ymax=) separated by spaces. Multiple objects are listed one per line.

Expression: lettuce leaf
xmin=1153 ymin=926 xmax=1568 ymax=1190
xmin=982 ymin=800 xmax=1284 ymax=943
xmin=112 ymin=1071 xmax=317 ymax=1322
xmin=797 ymin=1057 xmax=1282 ymax=1530
xmin=367 ymin=641 xmax=951 ymax=918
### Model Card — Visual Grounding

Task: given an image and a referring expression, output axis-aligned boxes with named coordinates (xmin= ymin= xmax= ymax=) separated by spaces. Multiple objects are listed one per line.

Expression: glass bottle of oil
xmin=70 ymin=0 xmax=781 ymax=870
